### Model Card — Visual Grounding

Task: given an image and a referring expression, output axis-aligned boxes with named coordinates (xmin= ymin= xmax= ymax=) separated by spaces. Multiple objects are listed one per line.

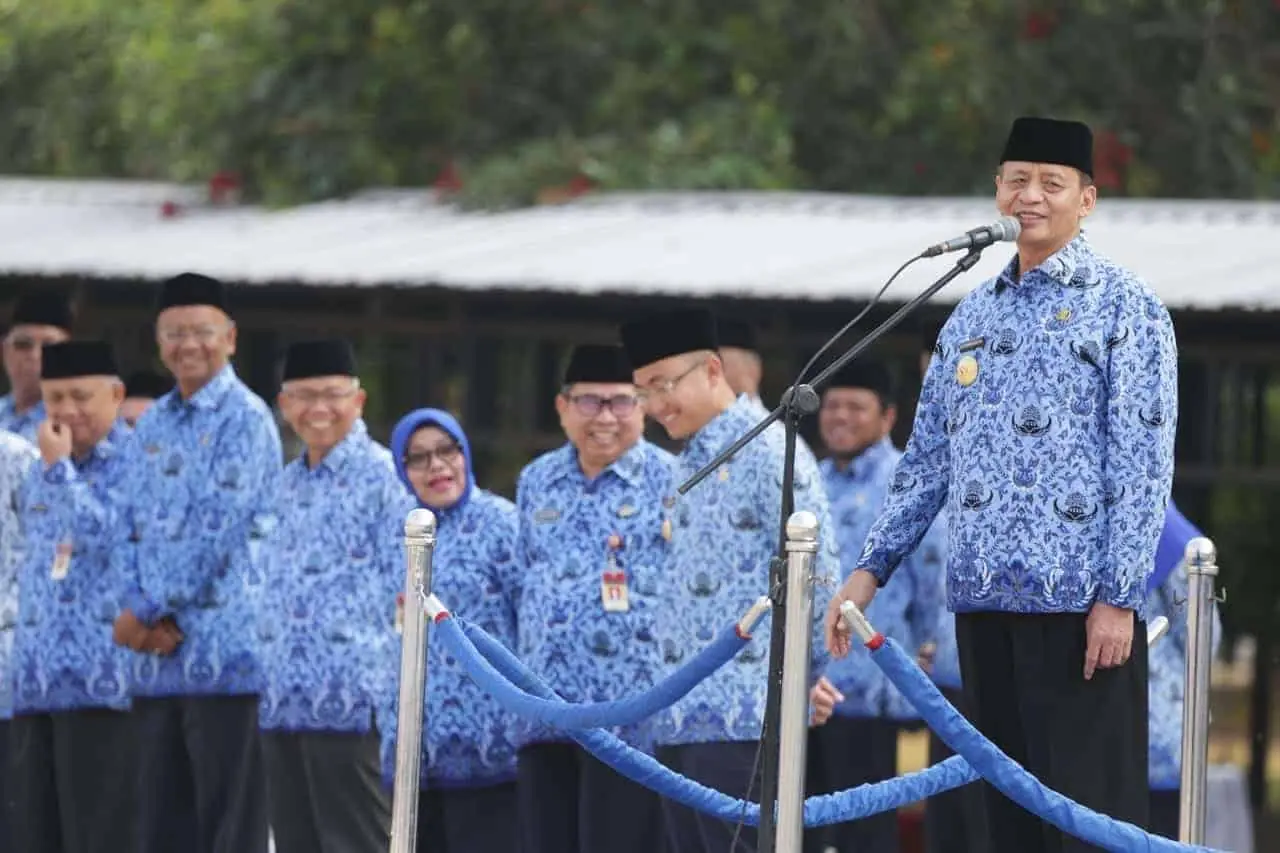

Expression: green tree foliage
xmin=0 ymin=0 xmax=1277 ymax=206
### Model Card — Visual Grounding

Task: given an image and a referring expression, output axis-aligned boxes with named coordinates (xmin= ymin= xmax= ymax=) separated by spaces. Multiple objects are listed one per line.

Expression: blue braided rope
xmin=869 ymin=636 xmax=1222 ymax=853
xmin=447 ymin=616 xmax=980 ymax=827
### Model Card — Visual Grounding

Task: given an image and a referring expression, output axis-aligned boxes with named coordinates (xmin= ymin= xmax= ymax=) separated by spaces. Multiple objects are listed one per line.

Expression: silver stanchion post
xmin=775 ymin=511 xmax=820 ymax=853
xmin=1179 ymin=536 xmax=1218 ymax=845
xmin=389 ymin=508 xmax=438 ymax=853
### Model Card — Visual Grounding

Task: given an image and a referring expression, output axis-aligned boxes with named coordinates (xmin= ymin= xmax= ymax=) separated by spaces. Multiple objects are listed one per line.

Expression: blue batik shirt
xmin=660 ymin=396 xmax=840 ymax=746
xmin=859 ymin=235 xmax=1178 ymax=618
xmin=1147 ymin=502 xmax=1221 ymax=791
xmin=377 ymin=409 xmax=520 ymax=789
xmin=924 ymin=510 xmax=963 ymax=691
xmin=115 ymin=364 xmax=283 ymax=697
xmin=0 ymin=396 xmax=44 ymax=443
xmin=822 ymin=437 xmax=946 ymax=719
xmin=512 ymin=439 xmax=674 ymax=752
xmin=14 ymin=422 xmax=133 ymax=714
xmin=0 ymin=431 xmax=38 ymax=720
xmin=258 ymin=419 xmax=414 ymax=734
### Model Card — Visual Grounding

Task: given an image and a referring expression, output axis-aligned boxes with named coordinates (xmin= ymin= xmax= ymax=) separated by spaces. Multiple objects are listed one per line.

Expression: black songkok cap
xmin=124 ymin=370 xmax=175 ymax=400
xmin=716 ymin=316 xmax=758 ymax=352
xmin=156 ymin=272 xmax=229 ymax=315
xmin=282 ymin=339 xmax=357 ymax=382
xmin=563 ymin=344 xmax=633 ymax=385
xmin=620 ymin=308 xmax=718 ymax=370
xmin=826 ymin=358 xmax=894 ymax=404
xmin=999 ymin=116 xmax=1094 ymax=178
xmin=11 ymin=291 xmax=73 ymax=331
xmin=41 ymin=341 xmax=118 ymax=380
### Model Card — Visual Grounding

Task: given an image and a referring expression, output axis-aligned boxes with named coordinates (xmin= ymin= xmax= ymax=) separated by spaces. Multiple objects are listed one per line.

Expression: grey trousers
xmin=263 ymin=729 xmax=390 ymax=853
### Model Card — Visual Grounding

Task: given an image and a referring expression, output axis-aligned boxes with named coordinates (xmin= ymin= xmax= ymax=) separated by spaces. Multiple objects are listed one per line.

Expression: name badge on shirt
xmin=601 ymin=540 xmax=629 ymax=612
xmin=51 ymin=541 xmax=73 ymax=581
xmin=394 ymin=593 xmax=405 ymax=635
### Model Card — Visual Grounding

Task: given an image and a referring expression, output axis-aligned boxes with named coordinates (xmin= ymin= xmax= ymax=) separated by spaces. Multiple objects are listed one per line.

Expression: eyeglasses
xmin=635 ymin=360 xmax=706 ymax=407
xmin=567 ymin=393 xmax=639 ymax=418
xmin=283 ymin=387 xmax=359 ymax=407
xmin=158 ymin=325 xmax=229 ymax=345
xmin=6 ymin=335 xmax=62 ymax=352
xmin=403 ymin=443 xmax=462 ymax=470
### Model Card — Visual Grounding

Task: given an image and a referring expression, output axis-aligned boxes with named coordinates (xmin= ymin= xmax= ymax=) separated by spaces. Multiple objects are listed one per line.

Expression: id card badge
xmin=395 ymin=593 xmax=405 ymax=635
xmin=601 ymin=539 xmax=630 ymax=613
xmin=50 ymin=541 xmax=73 ymax=581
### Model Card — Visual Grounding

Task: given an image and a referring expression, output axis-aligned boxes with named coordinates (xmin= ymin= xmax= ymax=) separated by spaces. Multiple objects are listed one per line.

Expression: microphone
xmin=922 ymin=216 xmax=1021 ymax=258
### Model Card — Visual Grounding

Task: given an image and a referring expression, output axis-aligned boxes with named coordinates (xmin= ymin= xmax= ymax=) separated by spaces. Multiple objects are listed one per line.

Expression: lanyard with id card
xmin=601 ymin=533 xmax=629 ymax=613
xmin=51 ymin=540 xmax=73 ymax=582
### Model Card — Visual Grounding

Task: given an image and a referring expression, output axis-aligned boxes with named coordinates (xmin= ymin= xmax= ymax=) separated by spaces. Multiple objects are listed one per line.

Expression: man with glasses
xmin=259 ymin=339 xmax=411 ymax=853
xmin=2 ymin=291 xmax=73 ymax=441
xmin=112 ymin=272 xmax=283 ymax=853
xmin=511 ymin=343 xmax=671 ymax=853
xmin=620 ymin=308 xmax=840 ymax=853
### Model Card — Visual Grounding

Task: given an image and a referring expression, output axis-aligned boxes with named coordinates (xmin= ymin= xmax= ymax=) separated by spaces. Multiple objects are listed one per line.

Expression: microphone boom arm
xmin=677 ymin=246 xmax=987 ymax=496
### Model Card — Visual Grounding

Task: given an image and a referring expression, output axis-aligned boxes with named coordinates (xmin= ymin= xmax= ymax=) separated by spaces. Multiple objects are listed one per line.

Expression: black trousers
xmin=134 ymin=694 xmax=268 ymax=853
xmin=418 ymin=782 xmax=518 ymax=853
xmin=925 ymin=688 xmax=990 ymax=853
xmin=1148 ymin=789 xmax=1180 ymax=840
xmin=956 ymin=611 xmax=1149 ymax=853
xmin=517 ymin=741 xmax=664 ymax=853
xmin=262 ymin=729 xmax=390 ymax=853
xmin=0 ymin=720 xmax=11 ymax=851
xmin=658 ymin=741 xmax=760 ymax=853
xmin=8 ymin=709 xmax=137 ymax=853
xmin=803 ymin=715 xmax=901 ymax=853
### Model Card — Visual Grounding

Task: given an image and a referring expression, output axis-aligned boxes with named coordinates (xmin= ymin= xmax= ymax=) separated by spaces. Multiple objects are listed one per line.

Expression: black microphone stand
xmin=678 ymin=245 xmax=986 ymax=853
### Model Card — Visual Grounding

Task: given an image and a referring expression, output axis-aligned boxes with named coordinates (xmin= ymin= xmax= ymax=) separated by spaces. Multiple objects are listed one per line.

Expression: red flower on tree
xmin=432 ymin=162 xmax=463 ymax=193
xmin=1092 ymin=130 xmax=1133 ymax=191
xmin=1021 ymin=11 xmax=1059 ymax=40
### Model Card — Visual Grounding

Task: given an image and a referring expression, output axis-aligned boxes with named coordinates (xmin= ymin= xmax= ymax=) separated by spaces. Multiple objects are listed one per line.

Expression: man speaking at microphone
xmin=823 ymin=116 xmax=1178 ymax=853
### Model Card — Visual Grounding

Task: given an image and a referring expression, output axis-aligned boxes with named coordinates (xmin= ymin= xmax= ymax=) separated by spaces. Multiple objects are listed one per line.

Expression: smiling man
xmin=113 ymin=273 xmax=283 ymax=853
xmin=511 ymin=343 xmax=671 ymax=853
xmin=824 ymin=117 xmax=1179 ymax=853
xmin=621 ymin=308 xmax=840 ymax=853
xmin=259 ymin=339 xmax=410 ymax=853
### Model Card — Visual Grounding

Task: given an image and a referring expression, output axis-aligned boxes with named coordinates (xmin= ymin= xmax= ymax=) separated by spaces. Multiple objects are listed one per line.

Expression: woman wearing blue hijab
xmin=380 ymin=408 xmax=520 ymax=853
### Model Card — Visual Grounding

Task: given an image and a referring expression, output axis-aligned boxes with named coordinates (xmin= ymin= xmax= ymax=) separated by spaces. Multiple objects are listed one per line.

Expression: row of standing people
xmin=3 ymin=270 xmax=1216 ymax=853
xmin=0 ymin=275 xmax=844 ymax=853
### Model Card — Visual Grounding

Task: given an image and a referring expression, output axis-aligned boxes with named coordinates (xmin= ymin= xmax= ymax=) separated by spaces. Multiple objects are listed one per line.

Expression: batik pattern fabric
xmin=258 ymin=420 xmax=414 ymax=734
xmin=1147 ymin=506 xmax=1222 ymax=790
xmin=924 ymin=510 xmax=963 ymax=691
xmin=859 ymin=235 xmax=1178 ymax=619
xmin=377 ymin=490 xmax=522 ymax=789
xmin=0 ymin=430 xmax=38 ymax=720
xmin=115 ymin=365 xmax=283 ymax=697
xmin=0 ymin=396 xmax=44 ymax=443
xmin=659 ymin=396 xmax=840 ymax=746
xmin=511 ymin=439 xmax=674 ymax=752
xmin=13 ymin=423 xmax=134 ymax=714
xmin=821 ymin=437 xmax=946 ymax=719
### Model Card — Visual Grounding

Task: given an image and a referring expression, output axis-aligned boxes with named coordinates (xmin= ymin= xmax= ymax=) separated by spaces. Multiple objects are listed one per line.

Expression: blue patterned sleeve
xmin=509 ymin=470 xmax=534 ymax=608
xmin=187 ymin=409 xmax=283 ymax=616
xmin=26 ymin=458 xmax=123 ymax=561
xmin=857 ymin=346 xmax=953 ymax=585
xmin=1099 ymin=288 xmax=1178 ymax=610
xmin=486 ymin=499 xmax=521 ymax=650
xmin=903 ymin=517 xmax=948 ymax=649
xmin=114 ymin=438 xmax=153 ymax=621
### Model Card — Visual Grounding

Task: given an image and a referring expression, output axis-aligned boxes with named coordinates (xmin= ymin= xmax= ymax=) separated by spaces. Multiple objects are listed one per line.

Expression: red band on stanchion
xmin=735 ymin=625 xmax=750 ymax=641
xmin=433 ymin=611 xmax=451 ymax=624
xmin=865 ymin=633 xmax=886 ymax=650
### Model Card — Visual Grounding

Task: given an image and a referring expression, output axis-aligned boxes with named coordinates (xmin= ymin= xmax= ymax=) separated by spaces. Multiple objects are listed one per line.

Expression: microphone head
xmin=991 ymin=216 xmax=1021 ymax=242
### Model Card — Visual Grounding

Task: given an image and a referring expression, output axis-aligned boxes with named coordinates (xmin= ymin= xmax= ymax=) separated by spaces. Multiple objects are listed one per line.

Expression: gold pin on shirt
xmin=661 ymin=519 xmax=673 ymax=541
xmin=956 ymin=354 xmax=979 ymax=387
